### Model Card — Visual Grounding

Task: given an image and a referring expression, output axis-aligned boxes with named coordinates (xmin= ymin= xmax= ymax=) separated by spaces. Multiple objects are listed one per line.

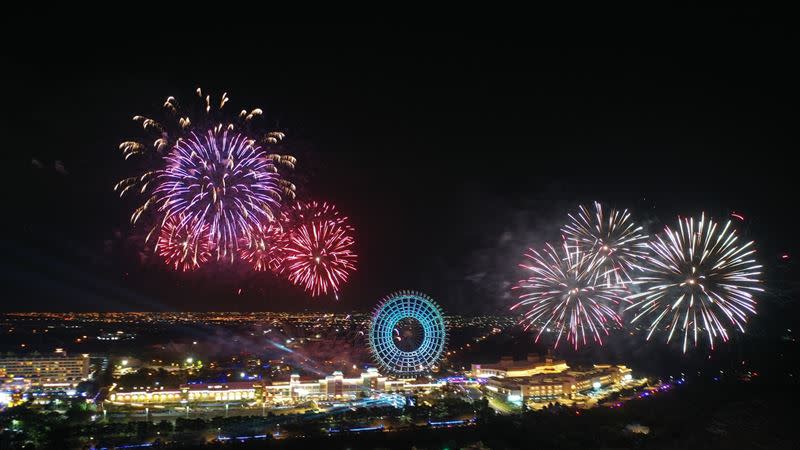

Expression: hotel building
xmin=474 ymin=355 xmax=632 ymax=402
xmin=0 ymin=351 xmax=90 ymax=389
xmin=471 ymin=354 xmax=569 ymax=378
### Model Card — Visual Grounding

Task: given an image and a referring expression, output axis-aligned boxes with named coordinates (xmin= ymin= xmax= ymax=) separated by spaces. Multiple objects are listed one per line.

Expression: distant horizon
xmin=0 ymin=310 xmax=517 ymax=316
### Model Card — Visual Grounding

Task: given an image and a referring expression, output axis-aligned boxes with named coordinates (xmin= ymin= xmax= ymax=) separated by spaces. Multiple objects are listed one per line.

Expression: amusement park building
xmin=479 ymin=359 xmax=633 ymax=402
xmin=470 ymin=354 xmax=569 ymax=378
xmin=106 ymin=368 xmax=438 ymax=406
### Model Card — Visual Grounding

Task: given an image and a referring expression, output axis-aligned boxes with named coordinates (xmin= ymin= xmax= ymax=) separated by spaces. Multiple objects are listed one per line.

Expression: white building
xmin=264 ymin=368 xmax=418 ymax=403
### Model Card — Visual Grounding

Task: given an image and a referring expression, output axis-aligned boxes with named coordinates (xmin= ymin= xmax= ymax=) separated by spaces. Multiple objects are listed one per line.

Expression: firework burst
xmin=280 ymin=201 xmax=357 ymax=297
xmin=153 ymin=129 xmax=288 ymax=261
xmin=156 ymin=215 xmax=212 ymax=271
xmin=115 ymin=89 xmax=296 ymax=264
xmin=511 ymin=240 xmax=627 ymax=349
xmin=562 ymin=202 xmax=649 ymax=286
xmin=239 ymin=222 xmax=286 ymax=272
xmin=626 ymin=214 xmax=762 ymax=352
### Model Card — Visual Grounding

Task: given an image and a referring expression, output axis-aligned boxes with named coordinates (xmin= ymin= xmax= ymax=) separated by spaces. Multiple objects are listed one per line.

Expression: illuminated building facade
xmin=107 ymin=381 xmax=262 ymax=405
xmin=0 ymin=351 xmax=90 ymax=389
xmin=483 ymin=363 xmax=633 ymax=402
xmin=471 ymin=354 xmax=569 ymax=378
xmin=108 ymin=388 xmax=183 ymax=405
xmin=567 ymin=364 xmax=632 ymax=392
xmin=264 ymin=368 xmax=420 ymax=403
xmin=106 ymin=368 xmax=439 ymax=407
xmin=97 ymin=331 xmax=136 ymax=341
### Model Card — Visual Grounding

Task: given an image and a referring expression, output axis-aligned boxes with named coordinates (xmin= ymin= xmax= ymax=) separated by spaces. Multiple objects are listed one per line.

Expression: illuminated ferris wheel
xmin=368 ymin=290 xmax=447 ymax=376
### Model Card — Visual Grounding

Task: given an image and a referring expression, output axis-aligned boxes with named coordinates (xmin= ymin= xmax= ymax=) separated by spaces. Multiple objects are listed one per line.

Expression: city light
xmin=0 ymin=311 xmax=685 ymax=447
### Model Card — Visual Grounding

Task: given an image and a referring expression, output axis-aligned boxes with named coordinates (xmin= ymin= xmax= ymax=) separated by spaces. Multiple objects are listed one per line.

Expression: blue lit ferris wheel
xmin=368 ymin=290 xmax=447 ymax=376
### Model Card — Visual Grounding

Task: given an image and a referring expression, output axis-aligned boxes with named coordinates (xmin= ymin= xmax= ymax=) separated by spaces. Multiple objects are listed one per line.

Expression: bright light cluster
xmin=513 ymin=203 xmax=762 ymax=353
xmin=116 ymin=89 xmax=357 ymax=297
xmin=369 ymin=291 xmax=447 ymax=375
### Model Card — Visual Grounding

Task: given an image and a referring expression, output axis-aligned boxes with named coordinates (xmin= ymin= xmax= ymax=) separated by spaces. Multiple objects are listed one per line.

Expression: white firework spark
xmin=562 ymin=201 xmax=649 ymax=286
xmin=626 ymin=213 xmax=762 ymax=352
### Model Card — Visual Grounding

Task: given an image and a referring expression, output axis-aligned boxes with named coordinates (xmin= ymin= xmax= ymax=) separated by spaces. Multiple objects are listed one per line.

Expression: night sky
xmin=2 ymin=14 xmax=796 ymax=317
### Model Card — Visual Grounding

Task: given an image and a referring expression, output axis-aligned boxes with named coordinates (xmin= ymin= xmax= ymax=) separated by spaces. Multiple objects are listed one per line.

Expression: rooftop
xmin=474 ymin=354 xmax=567 ymax=370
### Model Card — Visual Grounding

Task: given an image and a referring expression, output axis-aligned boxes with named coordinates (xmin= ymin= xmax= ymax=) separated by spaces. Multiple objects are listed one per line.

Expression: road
xmin=486 ymin=395 xmax=518 ymax=415
xmin=464 ymin=385 xmax=518 ymax=415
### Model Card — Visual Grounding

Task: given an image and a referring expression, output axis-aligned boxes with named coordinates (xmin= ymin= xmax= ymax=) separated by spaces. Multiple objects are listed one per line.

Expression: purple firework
xmin=153 ymin=129 xmax=286 ymax=261
xmin=116 ymin=90 xmax=297 ymax=267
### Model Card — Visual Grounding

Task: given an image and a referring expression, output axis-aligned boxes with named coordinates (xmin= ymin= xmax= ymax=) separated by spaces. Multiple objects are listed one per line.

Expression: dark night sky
xmin=1 ymin=13 xmax=797 ymax=316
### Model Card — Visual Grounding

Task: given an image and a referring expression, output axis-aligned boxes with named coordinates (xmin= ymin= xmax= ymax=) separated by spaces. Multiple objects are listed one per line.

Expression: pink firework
xmin=239 ymin=222 xmax=286 ymax=272
xmin=511 ymin=239 xmax=627 ymax=350
xmin=280 ymin=201 xmax=357 ymax=297
xmin=156 ymin=215 xmax=212 ymax=271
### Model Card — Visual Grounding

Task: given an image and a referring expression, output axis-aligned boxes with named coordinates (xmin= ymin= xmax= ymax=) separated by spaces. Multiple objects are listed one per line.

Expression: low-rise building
xmin=107 ymin=381 xmax=262 ymax=405
xmin=185 ymin=382 xmax=260 ymax=403
xmin=471 ymin=354 xmax=568 ymax=378
xmin=567 ymin=364 xmax=632 ymax=393
xmin=97 ymin=331 xmax=136 ymax=341
xmin=264 ymin=369 xmax=419 ymax=403
xmin=106 ymin=368 xmax=438 ymax=407
xmin=107 ymin=388 xmax=183 ymax=405
xmin=476 ymin=355 xmax=633 ymax=403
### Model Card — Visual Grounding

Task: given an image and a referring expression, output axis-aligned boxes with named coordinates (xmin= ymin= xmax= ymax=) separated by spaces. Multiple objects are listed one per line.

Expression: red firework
xmin=239 ymin=222 xmax=286 ymax=272
xmin=280 ymin=201 xmax=357 ymax=297
xmin=156 ymin=215 xmax=212 ymax=271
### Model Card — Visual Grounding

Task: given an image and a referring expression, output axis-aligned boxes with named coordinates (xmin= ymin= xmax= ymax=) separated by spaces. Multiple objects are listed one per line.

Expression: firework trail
xmin=115 ymin=89 xmax=296 ymax=264
xmin=280 ymin=201 xmax=357 ymax=297
xmin=562 ymin=202 xmax=649 ymax=286
xmin=156 ymin=215 xmax=212 ymax=271
xmin=511 ymin=240 xmax=627 ymax=349
xmin=626 ymin=213 xmax=762 ymax=352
